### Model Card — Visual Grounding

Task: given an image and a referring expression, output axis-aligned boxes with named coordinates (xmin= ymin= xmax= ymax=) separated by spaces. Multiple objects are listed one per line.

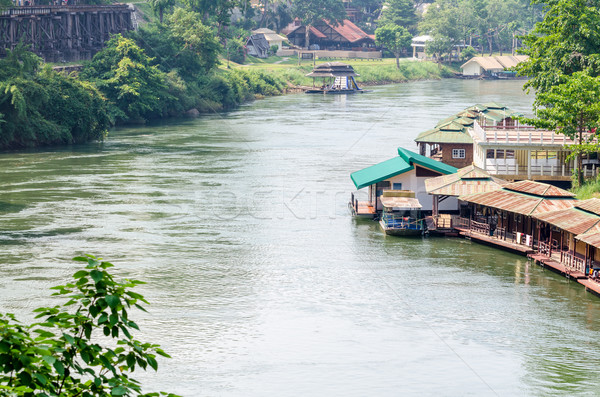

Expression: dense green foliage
xmin=420 ymin=0 xmax=542 ymax=59
xmin=516 ymin=0 xmax=600 ymax=93
xmin=375 ymin=24 xmax=412 ymax=68
xmin=516 ymin=0 xmax=600 ymax=186
xmin=0 ymin=47 xmax=110 ymax=149
xmin=0 ymin=255 xmax=176 ymax=396
xmin=378 ymin=0 xmax=418 ymax=32
xmin=80 ymin=35 xmax=177 ymax=123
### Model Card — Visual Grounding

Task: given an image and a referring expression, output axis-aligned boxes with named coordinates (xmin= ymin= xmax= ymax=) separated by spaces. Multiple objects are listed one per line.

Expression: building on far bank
xmin=460 ymin=55 xmax=529 ymax=77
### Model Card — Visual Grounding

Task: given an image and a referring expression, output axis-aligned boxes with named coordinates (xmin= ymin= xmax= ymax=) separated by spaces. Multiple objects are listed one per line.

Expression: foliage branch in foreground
xmin=0 ymin=255 xmax=177 ymax=397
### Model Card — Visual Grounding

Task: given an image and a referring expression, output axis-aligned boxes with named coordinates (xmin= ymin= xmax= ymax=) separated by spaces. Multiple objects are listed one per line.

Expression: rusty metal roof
xmin=503 ymin=180 xmax=575 ymax=197
xmin=533 ymin=207 xmax=600 ymax=235
xmin=426 ymin=165 xmax=507 ymax=196
xmin=459 ymin=189 xmax=578 ymax=216
xmin=576 ymin=228 xmax=600 ymax=247
xmin=575 ymin=198 xmax=600 ymax=215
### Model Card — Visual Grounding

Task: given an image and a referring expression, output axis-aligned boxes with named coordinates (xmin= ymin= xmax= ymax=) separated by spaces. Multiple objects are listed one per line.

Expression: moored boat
xmin=378 ymin=190 xmax=426 ymax=236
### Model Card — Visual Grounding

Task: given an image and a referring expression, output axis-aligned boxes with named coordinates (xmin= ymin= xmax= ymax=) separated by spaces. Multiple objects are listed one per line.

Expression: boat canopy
xmin=381 ymin=196 xmax=422 ymax=210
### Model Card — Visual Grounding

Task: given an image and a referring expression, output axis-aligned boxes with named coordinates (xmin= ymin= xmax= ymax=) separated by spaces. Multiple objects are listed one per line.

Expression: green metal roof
xmin=350 ymin=157 xmax=413 ymax=190
xmin=414 ymin=129 xmax=473 ymax=144
xmin=350 ymin=148 xmax=457 ymax=190
xmin=397 ymin=147 xmax=457 ymax=174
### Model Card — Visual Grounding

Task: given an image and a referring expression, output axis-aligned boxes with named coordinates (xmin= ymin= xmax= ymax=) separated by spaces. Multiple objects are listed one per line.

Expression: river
xmin=3 ymin=79 xmax=600 ymax=396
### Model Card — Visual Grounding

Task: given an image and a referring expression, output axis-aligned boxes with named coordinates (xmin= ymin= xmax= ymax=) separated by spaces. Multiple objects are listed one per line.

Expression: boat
xmin=305 ymin=62 xmax=365 ymax=94
xmin=378 ymin=190 xmax=426 ymax=236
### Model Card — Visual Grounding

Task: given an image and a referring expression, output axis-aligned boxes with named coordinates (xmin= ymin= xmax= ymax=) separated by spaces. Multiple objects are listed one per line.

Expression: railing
xmin=495 ymin=226 xmax=507 ymax=240
xmin=470 ymin=220 xmax=490 ymax=235
xmin=472 ymin=120 xmax=596 ymax=146
xmin=381 ymin=215 xmax=424 ymax=230
xmin=0 ymin=4 xmax=131 ymax=16
xmin=538 ymin=241 xmax=551 ymax=256
xmin=485 ymin=162 xmax=599 ymax=178
xmin=562 ymin=252 xmax=586 ymax=274
xmin=457 ymin=217 xmax=470 ymax=229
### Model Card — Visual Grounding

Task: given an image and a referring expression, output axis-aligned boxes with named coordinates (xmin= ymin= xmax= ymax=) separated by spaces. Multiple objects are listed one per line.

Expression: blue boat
xmin=378 ymin=191 xmax=426 ymax=236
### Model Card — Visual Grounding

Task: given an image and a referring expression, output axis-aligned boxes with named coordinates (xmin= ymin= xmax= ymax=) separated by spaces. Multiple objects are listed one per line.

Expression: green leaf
xmin=106 ymin=295 xmax=121 ymax=309
xmin=53 ymin=360 xmax=65 ymax=376
xmin=33 ymin=372 xmax=47 ymax=385
xmin=111 ymin=386 xmax=127 ymax=396
xmin=147 ymin=356 xmax=158 ymax=371
xmin=42 ymin=355 xmax=56 ymax=365
xmin=73 ymin=270 xmax=89 ymax=279
xmin=90 ymin=269 xmax=104 ymax=283
xmin=17 ymin=371 xmax=32 ymax=386
xmin=98 ymin=313 xmax=108 ymax=325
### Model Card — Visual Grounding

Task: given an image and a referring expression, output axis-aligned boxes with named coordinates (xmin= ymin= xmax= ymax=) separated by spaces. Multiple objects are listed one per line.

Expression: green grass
xmin=234 ymin=57 xmax=453 ymax=87
xmin=571 ymin=176 xmax=600 ymax=199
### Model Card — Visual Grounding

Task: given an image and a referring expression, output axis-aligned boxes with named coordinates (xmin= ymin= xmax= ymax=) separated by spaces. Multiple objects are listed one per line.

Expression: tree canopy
xmin=378 ymin=0 xmax=418 ymax=31
xmin=516 ymin=0 xmax=600 ymax=93
xmin=520 ymin=71 xmax=600 ymax=185
xmin=375 ymin=24 xmax=412 ymax=68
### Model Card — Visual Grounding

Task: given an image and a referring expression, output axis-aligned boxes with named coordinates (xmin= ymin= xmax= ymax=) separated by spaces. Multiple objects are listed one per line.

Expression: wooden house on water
xmin=425 ymin=165 xmax=508 ymax=220
xmin=305 ymin=62 xmax=363 ymax=94
xmin=349 ymin=147 xmax=457 ymax=218
xmin=415 ymin=103 xmax=521 ymax=169
xmin=531 ymin=199 xmax=600 ymax=277
xmin=457 ymin=180 xmax=577 ymax=254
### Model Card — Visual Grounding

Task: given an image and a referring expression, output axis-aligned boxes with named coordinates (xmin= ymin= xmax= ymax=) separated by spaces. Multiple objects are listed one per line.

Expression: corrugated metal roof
xmin=533 ymin=207 xmax=600 ymax=235
xmin=460 ymin=55 xmax=529 ymax=71
xmin=381 ymin=196 xmax=422 ymax=209
xmin=425 ymin=165 xmax=507 ymax=196
xmin=459 ymin=189 xmax=577 ymax=215
xmin=306 ymin=62 xmax=359 ymax=77
xmin=351 ymin=148 xmax=457 ymax=190
xmin=503 ymin=180 xmax=575 ymax=197
xmin=414 ymin=129 xmax=473 ymax=144
xmin=575 ymin=198 xmax=600 ymax=215
xmin=576 ymin=229 xmax=600 ymax=247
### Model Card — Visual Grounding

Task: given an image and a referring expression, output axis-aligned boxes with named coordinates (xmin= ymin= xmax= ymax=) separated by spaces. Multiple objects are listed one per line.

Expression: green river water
xmin=3 ymin=79 xmax=600 ymax=396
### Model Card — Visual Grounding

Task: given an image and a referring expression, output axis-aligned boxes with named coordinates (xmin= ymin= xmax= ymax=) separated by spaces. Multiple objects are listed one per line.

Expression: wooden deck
xmin=577 ymin=278 xmax=600 ymax=297
xmin=458 ymin=228 xmax=535 ymax=255
xmin=527 ymin=253 xmax=587 ymax=279
xmin=351 ymin=200 xmax=376 ymax=218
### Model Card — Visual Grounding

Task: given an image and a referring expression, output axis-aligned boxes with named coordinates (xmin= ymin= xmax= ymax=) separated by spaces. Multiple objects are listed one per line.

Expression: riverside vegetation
xmin=0 ymin=6 xmax=450 ymax=150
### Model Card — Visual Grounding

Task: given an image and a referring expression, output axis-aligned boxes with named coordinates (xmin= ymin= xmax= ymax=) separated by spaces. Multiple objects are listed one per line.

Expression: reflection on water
xmin=2 ymin=80 xmax=600 ymax=395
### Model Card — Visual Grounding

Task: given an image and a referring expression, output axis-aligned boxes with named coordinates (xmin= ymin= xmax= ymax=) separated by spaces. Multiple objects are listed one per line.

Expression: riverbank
xmin=233 ymin=56 xmax=455 ymax=90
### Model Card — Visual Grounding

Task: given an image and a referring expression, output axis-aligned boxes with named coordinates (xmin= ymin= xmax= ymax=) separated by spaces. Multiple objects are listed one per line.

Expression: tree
xmin=182 ymin=0 xmax=238 ymax=35
xmin=375 ymin=24 xmax=412 ymax=68
xmin=166 ymin=9 xmax=222 ymax=75
xmin=379 ymin=0 xmax=418 ymax=31
xmin=291 ymin=0 xmax=347 ymax=48
xmin=516 ymin=0 xmax=600 ymax=93
xmin=520 ymin=72 xmax=600 ymax=186
xmin=80 ymin=34 xmax=177 ymax=122
xmin=150 ymin=0 xmax=175 ymax=23
xmin=0 ymin=254 xmax=176 ymax=396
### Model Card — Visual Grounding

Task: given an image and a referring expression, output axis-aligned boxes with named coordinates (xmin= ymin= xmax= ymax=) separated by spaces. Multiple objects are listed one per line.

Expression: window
xmin=452 ymin=149 xmax=466 ymax=159
xmin=393 ymin=183 xmax=403 ymax=190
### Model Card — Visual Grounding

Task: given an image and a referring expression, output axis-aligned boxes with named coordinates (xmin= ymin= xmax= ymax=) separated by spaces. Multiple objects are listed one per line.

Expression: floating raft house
xmin=305 ymin=62 xmax=363 ymax=94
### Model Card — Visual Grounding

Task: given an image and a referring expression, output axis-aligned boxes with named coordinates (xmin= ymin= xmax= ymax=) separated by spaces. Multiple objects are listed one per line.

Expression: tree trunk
xmin=305 ymin=25 xmax=311 ymax=49
xmin=159 ymin=8 xmax=163 ymax=23
xmin=488 ymin=35 xmax=493 ymax=56
xmin=578 ymin=123 xmax=584 ymax=186
xmin=395 ymin=53 xmax=400 ymax=69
